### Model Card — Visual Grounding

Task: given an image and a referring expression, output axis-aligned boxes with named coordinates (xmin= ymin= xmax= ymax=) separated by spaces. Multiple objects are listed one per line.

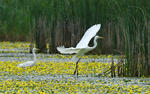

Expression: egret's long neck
xmin=33 ymin=51 xmax=36 ymax=63
xmin=92 ymin=37 xmax=98 ymax=49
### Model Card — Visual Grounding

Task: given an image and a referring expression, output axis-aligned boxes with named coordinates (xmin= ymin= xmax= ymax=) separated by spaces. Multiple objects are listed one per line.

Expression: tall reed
xmin=0 ymin=0 xmax=150 ymax=76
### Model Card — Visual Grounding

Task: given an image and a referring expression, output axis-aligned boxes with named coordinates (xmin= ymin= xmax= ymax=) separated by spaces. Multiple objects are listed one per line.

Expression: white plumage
xmin=57 ymin=24 xmax=102 ymax=56
xmin=76 ymin=24 xmax=101 ymax=48
xmin=57 ymin=24 xmax=103 ymax=76
xmin=17 ymin=48 xmax=37 ymax=67
xmin=57 ymin=46 xmax=80 ymax=54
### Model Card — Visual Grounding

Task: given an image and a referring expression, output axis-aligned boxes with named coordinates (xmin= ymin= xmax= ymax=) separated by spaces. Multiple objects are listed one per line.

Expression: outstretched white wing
xmin=76 ymin=24 xmax=101 ymax=48
xmin=57 ymin=46 xmax=81 ymax=54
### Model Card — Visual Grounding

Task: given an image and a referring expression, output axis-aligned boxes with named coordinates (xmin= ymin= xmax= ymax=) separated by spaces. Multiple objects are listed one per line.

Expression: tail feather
xmin=57 ymin=46 xmax=79 ymax=54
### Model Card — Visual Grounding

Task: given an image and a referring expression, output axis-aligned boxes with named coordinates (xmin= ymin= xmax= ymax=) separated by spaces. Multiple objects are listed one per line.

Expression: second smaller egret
xmin=17 ymin=48 xmax=38 ymax=67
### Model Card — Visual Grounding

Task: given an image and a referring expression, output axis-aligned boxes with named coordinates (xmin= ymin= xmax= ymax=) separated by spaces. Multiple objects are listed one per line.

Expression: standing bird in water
xmin=57 ymin=24 xmax=103 ymax=77
xmin=17 ymin=48 xmax=38 ymax=67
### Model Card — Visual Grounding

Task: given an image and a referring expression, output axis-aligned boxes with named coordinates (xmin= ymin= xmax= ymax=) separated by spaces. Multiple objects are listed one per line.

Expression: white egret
xmin=57 ymin=24 xmax=103 ymax=77
xmin=17 ymin=48 xmax=38 ymax=67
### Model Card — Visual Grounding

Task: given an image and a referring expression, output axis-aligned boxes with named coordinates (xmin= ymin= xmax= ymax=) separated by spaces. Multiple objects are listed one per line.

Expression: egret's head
xmin=32 ymin=48 xmax=38 ymax=53
xmin=95 ymin=35 xmax=103 ymax=39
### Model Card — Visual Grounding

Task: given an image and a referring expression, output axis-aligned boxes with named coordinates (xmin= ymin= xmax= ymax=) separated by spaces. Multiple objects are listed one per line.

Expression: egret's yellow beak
xmin=36 ymin=48 xmax=40 ymax=50
xmin=98 ymin=36 xmax=103 ymax=39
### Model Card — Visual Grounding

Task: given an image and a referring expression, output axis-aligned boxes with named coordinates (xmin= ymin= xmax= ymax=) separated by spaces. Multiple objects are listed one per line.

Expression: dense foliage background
xmin=0 ymin=0 xmax=150 ymax=76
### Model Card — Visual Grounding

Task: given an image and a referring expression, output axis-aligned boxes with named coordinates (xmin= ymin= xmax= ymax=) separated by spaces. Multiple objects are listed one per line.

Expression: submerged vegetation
xmin=0 ymin=42 xmax=29 ymax=49
xmin=0 ymin=0 xmax=150 ymax=79
xmin=0 ymin=61 xmax=111 ymax=76
xmin=0 ymin=78 xmax=150 ymax=93
xmin=0 ymin=0 xmax=150 ymax=93
xmin=0 ymin=42 xmax=150 ymax=93
xmin=0 ymin=42 xmax=30 ymax=53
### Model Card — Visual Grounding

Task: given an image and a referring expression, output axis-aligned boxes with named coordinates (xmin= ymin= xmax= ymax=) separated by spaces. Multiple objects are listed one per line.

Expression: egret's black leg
xmin=74 ymin=58 xmax=81 ymax=77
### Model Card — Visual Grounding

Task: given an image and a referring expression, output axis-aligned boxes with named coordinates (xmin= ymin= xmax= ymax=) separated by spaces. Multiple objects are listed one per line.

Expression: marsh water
xmin=0 ymin=52 xmax=119 ymax=63
xmin=0 ymin=48 xmax=150 ymax=87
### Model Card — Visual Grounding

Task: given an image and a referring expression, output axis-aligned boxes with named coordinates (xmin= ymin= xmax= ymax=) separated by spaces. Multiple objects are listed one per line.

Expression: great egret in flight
xmin=57 ymin=24 xmax=103 ymax=77
xmin=17 ymin=48 xmax=38 ymax=67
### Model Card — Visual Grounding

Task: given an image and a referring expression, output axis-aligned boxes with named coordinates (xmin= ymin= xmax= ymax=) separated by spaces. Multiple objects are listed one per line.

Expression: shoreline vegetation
xmin=0 ymin=0 xmax=150 ymax=76
xmin=0 ymin=42 xmax=150 ymax=93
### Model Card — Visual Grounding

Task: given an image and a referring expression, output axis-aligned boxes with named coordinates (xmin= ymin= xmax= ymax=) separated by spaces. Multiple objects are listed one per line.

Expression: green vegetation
xmin=0 ymin=42 xmax=150 ymax=93
xmin=0 ymin=0 xmax=150 ymax=76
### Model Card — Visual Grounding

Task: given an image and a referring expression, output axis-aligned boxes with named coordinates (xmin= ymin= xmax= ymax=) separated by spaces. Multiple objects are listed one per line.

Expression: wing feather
xmin=76 ymin=24 xmax=101 ymax=48
xmin=57 ymin=46 xmax=80 ymax=54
